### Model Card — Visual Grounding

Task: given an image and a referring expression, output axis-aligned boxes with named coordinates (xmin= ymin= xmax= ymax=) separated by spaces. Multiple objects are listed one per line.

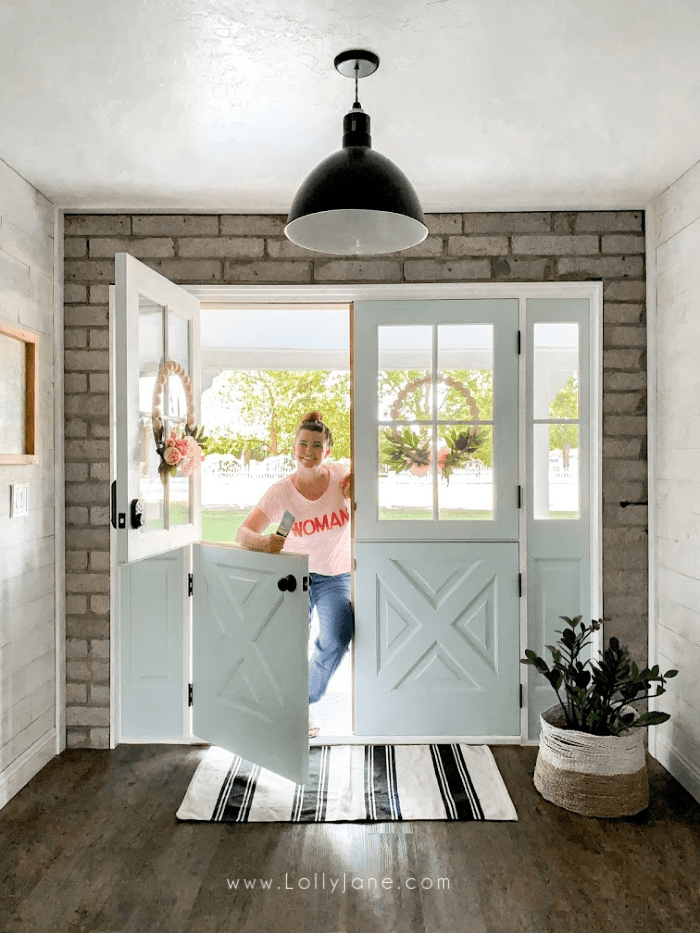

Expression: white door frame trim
xmin=54 ymin=208 xmax=67 ymax=754
xmin=518 ymin=296 xmax=529 ymax=740
xmin=108 ymin=280 xmax=603 ymax=746
xmin=645 ymin=200 xmax=659 ymax=762
xmin=184 ymin=282 xmax=601 ymax=303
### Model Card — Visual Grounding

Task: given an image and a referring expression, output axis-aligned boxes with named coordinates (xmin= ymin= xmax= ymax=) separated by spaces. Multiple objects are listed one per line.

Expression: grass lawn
xmin=187 ymin=506 xmax=580 ymax=544
xmin=379 ymin=508 xmax=493 ymax=521
xmin=201 ymin=509 xmax=251 ymax=544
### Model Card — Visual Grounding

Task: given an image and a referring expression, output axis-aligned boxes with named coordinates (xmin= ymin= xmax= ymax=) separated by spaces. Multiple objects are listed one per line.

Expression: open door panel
xmin=112 ymin=253 xmax=311 ymax=783
xmin=192 ymin=544 xmax=310 ymax=785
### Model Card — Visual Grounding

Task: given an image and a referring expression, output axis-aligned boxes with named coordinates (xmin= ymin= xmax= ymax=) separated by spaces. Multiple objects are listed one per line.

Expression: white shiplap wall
xmin=0 ymin=160 xmax=57 ymax=807
xmin=652 ymin=158 xmax=700 ymax=802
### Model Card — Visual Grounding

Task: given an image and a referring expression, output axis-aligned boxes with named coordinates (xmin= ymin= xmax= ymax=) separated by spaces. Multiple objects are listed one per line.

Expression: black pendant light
xmin=285 ymin=50 xmax=428 ymax=256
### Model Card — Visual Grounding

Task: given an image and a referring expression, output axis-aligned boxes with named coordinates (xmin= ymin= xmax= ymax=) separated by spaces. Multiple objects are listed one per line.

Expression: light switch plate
xmin=10 ymin=483 xmax=29 ymax=517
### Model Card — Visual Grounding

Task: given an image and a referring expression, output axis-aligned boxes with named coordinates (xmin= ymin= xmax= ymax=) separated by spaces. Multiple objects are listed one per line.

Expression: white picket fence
xmin=204 ymin=453 xmax=295 ymax=480
xmin=201 ymin=455 xmax=578 ymax=511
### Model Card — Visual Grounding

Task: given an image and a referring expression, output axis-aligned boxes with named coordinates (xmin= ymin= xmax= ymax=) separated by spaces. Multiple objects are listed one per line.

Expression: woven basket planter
xmin=534 ymin=705 xmax=649 ymax=818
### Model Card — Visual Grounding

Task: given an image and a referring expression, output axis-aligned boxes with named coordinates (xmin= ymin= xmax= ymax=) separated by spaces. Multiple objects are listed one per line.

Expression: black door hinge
xmin=518 ymin=573 xmax=523 ymax=597
xmin=517 ymin=485 xmax=522 ymax=509
xmin=188 ymin=573 xmax=193 ymax=597
xmin=188 ymin=683 xmax=193 ymax=707
xmin=517 ymin=330 xmax=522 ymax=355
xmin=520 ymin=684 xmax=523 ymax=708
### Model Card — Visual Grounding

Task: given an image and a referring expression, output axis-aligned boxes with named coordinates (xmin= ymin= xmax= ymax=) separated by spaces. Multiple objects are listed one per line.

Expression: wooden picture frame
xmin=0 ymin=321 xmax=38 ymax=465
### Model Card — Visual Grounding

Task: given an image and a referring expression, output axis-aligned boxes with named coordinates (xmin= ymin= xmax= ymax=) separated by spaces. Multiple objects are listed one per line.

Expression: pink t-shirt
xmin=255 ymin=460 xmax=351 ymax=576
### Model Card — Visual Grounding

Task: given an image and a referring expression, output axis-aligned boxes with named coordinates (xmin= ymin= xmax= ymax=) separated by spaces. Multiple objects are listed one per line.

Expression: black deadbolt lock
xmin=130 ymin=498 xmax=146 ymax=529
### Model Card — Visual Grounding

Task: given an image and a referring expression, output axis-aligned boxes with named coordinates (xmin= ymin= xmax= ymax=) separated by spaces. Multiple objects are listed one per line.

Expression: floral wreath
xmin=152 ymin=361 xmax=207 ymax=479
xmin=381 ymin=373 xmax=485 ymax=485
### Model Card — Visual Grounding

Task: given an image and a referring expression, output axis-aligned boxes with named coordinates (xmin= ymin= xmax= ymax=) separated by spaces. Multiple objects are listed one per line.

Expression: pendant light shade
xmin=285 ymin=52 xmax=428 ymax=256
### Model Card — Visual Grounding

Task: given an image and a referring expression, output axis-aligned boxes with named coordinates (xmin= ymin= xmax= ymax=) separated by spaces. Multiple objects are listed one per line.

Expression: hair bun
xmin=295 ymin=410 xmax=333 ymax=448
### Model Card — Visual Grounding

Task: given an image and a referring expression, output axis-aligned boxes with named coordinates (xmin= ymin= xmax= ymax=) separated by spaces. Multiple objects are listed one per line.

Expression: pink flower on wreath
xmin=182 ymin=437 xmax=205 ymax=475
xmin=163 ymin=446 xmax=182 ymax=466
xmin=409 ymin=460 xmax=430 ymax=477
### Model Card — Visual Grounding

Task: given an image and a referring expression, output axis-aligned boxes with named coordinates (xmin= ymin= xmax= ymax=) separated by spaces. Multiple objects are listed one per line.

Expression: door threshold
xmin=310 ymin=734 xmax=522 ymax=745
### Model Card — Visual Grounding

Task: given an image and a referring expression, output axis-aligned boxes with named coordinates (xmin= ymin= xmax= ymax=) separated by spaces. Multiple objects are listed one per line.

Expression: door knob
xmin=277 ymin=574 xmax=297 ymax=592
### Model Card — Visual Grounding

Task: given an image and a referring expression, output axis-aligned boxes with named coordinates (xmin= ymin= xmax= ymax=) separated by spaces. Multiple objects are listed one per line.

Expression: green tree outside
xmin=206 ymin=370 xmax=351 ymax=459
xmin=205 ymin=368 xmax=577 ymax=469
xmin=548 ymin=374 xmax=579 ymax=469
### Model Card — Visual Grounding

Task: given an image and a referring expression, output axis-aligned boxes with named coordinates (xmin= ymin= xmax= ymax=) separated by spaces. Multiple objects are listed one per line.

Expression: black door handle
xmin=278 ymin=574 xmax=297 ymax=592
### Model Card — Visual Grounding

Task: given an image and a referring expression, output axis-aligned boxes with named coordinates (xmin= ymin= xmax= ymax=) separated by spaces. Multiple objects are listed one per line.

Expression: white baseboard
xmin=0 ymin=729 xmax=57 ymax=810
xmin=654 ymin=735 xmax=700 ymax=805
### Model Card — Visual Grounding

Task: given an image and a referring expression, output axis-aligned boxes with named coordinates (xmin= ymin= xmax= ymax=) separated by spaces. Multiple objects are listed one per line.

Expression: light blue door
xmin=113 ymin=256 xmax=312 ymax=782
xmin=353 ymin=299 xmax=521 ymax=736
xmin=113 ymin=252 xmax=203 ymax=746
xmin=525 ymin=298 xmax=594 ymax=739
xmin=354 ymin=542 xmax=520 ymax=736
xmin=192 ymin=544 xmax=310 ymax=784
xmin=119 ymin=547 xmax=188 ymax=742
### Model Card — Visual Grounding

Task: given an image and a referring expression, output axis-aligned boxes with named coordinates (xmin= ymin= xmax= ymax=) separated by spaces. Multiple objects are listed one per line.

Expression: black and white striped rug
xmin=176 ymin=744 xmax=517 ymax=822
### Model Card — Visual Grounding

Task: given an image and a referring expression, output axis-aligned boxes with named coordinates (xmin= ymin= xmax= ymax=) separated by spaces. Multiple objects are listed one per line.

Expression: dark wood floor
xmin=1 ymin=745 xmax=699 ymax=933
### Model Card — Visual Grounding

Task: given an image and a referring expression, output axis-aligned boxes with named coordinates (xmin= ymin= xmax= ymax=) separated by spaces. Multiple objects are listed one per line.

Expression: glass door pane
xmin=374 ymin=322 xmax=501 ymax=523
xmin=138 ymin=297 xmax=165 ymax=532
xmin=532 ymin=322 xmax=580 ymax=520
xmin=437 ymin=324 xmax=494 ymax=520
xmin=167 ymin=309 xmax=194 ymax=528
xmin=353 ymin=299 xmax=518 ymax=543
xmin=378 ymin=325 xmax=434 ymax=520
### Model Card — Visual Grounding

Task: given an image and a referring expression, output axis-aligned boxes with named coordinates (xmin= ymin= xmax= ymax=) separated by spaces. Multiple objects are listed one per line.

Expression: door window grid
xmin=167 ymin=307 xmax=194 ymax=529
xmin=377 ymin=323 xmax=495 ymax=522
xmin=138 ymin=297 xmax=166 ymax=531
xmin=532 ymin=321 xmax=580 ymax=520
xmin=137 ymin=298 xmax=195 ymax=532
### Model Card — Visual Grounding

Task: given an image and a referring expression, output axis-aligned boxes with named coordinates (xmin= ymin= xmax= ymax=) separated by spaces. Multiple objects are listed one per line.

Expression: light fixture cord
xmin=354 ymin=61 xmax=359 ymax=105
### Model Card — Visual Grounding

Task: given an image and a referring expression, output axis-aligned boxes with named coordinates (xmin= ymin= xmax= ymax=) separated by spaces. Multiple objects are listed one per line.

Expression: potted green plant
xmin=521 ymin=615 xmax=678 ymax=817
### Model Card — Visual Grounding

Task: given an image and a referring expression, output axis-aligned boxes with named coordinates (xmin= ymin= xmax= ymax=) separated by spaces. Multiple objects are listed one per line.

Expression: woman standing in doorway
xmin=236 ymin=411 xmax=353 ymax=738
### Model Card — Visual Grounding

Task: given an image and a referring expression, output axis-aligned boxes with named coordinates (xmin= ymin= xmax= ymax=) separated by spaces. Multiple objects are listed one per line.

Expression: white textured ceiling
xmin=2 ymin=0 xmax=700 ymax=211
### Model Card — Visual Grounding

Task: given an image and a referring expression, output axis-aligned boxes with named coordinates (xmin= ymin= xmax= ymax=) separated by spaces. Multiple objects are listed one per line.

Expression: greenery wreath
xmin=380 ymin=373 xmax=485 ymax=485
xmin=151 ymin=361 xmax=208 ymax=479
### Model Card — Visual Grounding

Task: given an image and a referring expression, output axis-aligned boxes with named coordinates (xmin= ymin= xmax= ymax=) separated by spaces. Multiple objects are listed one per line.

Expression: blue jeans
xmin=308 ymin=572 xmax=353 ymax=705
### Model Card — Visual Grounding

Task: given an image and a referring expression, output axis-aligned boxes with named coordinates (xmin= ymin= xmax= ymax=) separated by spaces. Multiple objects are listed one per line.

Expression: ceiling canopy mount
xmin=333 ymin=49 xmax=380 ymax=80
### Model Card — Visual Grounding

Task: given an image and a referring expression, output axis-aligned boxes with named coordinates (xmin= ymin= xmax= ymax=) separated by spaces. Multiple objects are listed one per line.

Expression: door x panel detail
xmin=192 ymin=544 xmax=310 ymax=784
xmin=391 ymin=558 xmax=482 ymax=610
xmin=356 ymin=542 xmax=520 ymax=736
xmin=198 ymin=557 xmax=293 ymax=718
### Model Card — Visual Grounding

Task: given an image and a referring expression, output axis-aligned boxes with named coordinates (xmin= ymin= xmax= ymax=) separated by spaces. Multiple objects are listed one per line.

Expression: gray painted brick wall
xmin=63 ymin=211 xmax=647 ymax=748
